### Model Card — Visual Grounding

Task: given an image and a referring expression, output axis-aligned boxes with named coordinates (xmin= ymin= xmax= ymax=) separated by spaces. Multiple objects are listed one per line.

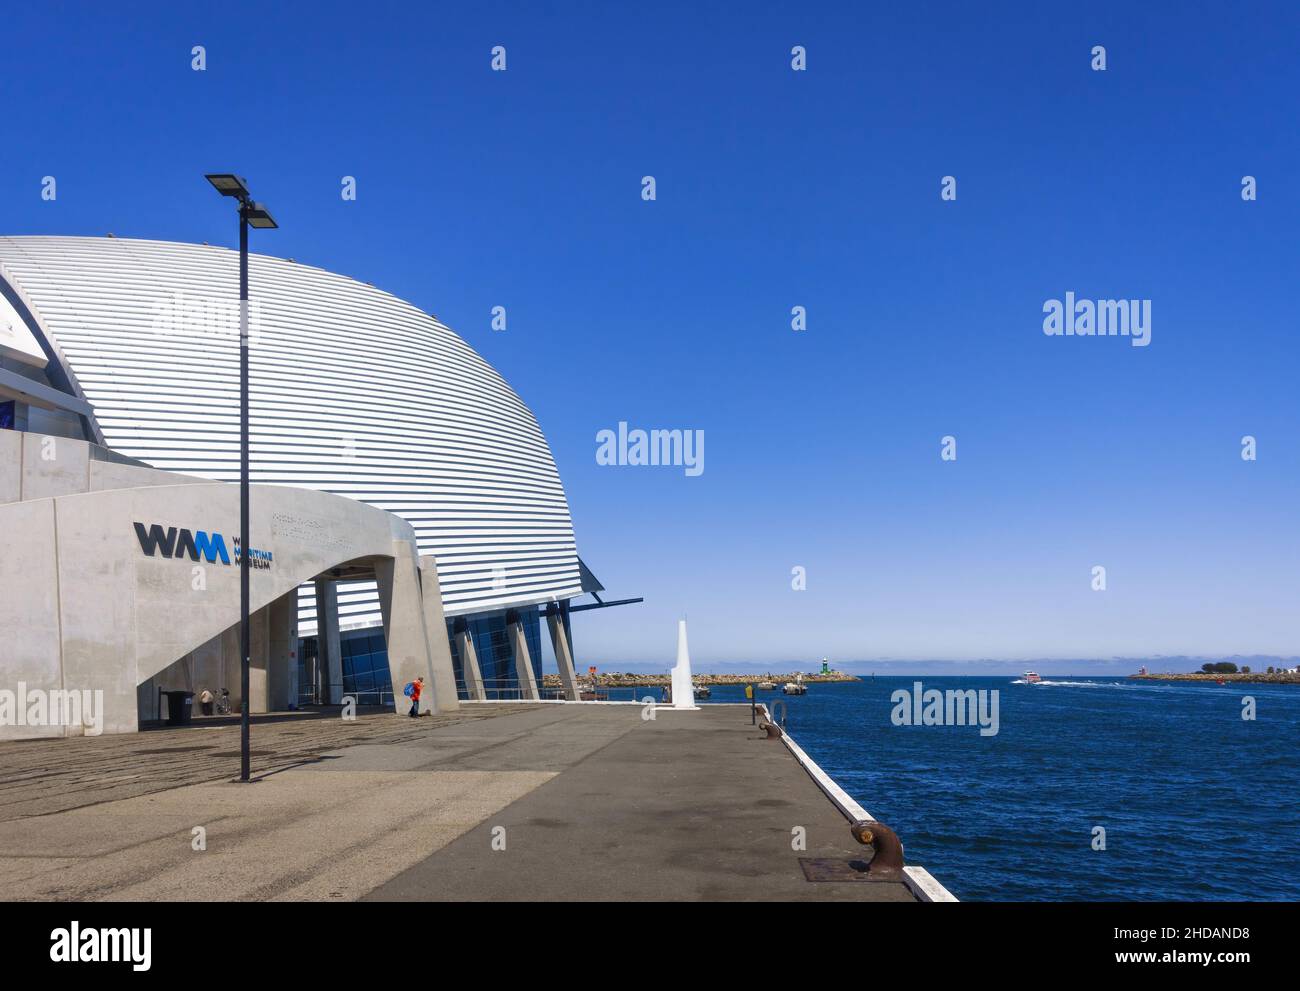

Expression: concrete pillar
xmin=301 ymin=650 xmax=316 ymax=706
xmin=507 ymin=610 xmax=540 ymax=701
xmin=454 ymin=622 xmax=486 ymax=700
xmin=547 ymin=604 xmax=580 ymax=701
xmin=314 ymin=579 xmax=343 ymax=704
xmin=418 ymin=555 xmax=459 ymax=712
xmin=289 ymin=638 xmax=300 ymax=709
xmin=268 ymin=589 xmax=297 ymax=711
xmin=375 ymin=540 xmax=437 ymax=716
xmin=221 ymin=626 xmax=240 ymax=708
xmin=247 ymin=599 xmax=272 ymax=714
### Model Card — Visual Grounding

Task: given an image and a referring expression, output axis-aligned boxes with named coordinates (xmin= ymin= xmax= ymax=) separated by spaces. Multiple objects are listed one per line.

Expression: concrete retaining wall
xmin=0 ymin=431 xmax=458 ymax=738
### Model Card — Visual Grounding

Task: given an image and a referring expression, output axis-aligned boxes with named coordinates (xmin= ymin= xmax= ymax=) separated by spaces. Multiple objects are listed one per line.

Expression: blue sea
xmin=701 ymin=676 xmax=1300 ymax=901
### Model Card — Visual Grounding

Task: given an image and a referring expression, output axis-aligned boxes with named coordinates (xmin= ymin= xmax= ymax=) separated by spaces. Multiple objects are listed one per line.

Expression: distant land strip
xmin=1131 ymin=672 xmax=1300 ymax=685
xmin=541 ymin=672 xmax=859 ymax=688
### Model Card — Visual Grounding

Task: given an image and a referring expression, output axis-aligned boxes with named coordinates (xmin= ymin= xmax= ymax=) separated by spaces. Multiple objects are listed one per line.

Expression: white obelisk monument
xmin=671 ymin=619 xmax=698 ymax=710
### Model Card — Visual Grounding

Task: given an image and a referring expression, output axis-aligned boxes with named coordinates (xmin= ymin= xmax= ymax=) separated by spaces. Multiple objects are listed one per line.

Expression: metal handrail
xmin=295 ymin=682 xmax=394 ymax=708
xmin=476 ymin=678 xmax=530 ymax=700
xmin=579 ymin=685 xmax=661 ymax=703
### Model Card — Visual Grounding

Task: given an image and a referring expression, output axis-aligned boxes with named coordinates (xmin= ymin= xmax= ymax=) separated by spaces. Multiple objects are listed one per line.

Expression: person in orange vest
xmin=405 ymin=676 xmax=425 ymax=717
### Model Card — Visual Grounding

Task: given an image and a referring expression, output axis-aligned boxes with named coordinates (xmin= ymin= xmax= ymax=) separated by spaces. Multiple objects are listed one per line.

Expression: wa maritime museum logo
xmin=133 ymin=522 xmax=273 ymax=570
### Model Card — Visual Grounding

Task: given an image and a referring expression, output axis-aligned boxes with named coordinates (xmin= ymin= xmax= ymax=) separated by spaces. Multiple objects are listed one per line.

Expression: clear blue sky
xmin=5 ymin=2 xmax=1298 ymax=669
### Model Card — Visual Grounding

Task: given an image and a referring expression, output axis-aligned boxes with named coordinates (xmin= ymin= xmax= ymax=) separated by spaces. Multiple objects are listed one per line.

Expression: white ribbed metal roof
xmin=0 ymin=235 xmax=583 ymax=631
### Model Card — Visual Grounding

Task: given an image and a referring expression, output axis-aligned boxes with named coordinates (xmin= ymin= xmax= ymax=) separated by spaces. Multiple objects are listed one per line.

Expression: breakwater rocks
xmin=540 ymin=672 xmax=858 ymax=688
xmin=1130 ymin=672 xmax=1300 ymax=685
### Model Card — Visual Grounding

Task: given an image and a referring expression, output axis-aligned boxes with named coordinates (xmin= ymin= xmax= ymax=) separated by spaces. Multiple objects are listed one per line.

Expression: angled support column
xmin=247 ymin=598 xmax=271 ymax=713
xmin=546 ymin=601 xmax=580 ymax=701
xmin=268 ymin=588 xmax=297 ymax=711
xmin=314 ymin=579 xmax=343 ymax=704
xmin=418 ymin=554 xmax=459 ymax=712
xmin=507 ymin=609 xmax=541 ymax=700
xmin=453 ymin=618 xmax=486 ymax=700
xmin=376 ymin=539 xmax=439 ymax=715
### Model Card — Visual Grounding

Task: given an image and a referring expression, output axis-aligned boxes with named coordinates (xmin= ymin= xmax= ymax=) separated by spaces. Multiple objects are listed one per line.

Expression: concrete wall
xmin=0 ymin=499 xmax=62 ymax=738
xmin=0 ymin=429 xmax=19 ymax=504
xmin=0 ymin=429 xmax=204 ymax=508
xmin=1 ymin=431 xmax=449 ymax=739
xmin=143 ymin=586 xmax=300 ymax=718
xmin=20 ymin=432 xmax=89 ymax=501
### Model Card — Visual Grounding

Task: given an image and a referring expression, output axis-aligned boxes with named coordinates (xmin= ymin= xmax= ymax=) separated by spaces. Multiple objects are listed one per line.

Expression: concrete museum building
xmin=0 ymin=236 xmax=608 ymax=739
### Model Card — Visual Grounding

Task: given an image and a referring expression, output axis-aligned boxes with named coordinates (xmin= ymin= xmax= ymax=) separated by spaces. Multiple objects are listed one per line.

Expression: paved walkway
xmin=363 ymin=704 xmax=914 ymax=901
xmin=0 ymin=704 xmax=534 ymax=820
xmin=0 ymin=703 xmax=916 ymax=901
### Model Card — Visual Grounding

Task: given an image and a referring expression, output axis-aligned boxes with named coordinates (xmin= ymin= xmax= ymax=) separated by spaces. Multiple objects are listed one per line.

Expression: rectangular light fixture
xmin=205 ymin=173 xmax=250 ymax=198
xmin=244 ymin=203 xmax=278 ymax=229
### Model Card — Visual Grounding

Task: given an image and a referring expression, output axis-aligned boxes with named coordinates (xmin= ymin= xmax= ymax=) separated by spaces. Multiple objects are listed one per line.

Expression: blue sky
xmin=5 ymin=2 xmax=1298 ymax=669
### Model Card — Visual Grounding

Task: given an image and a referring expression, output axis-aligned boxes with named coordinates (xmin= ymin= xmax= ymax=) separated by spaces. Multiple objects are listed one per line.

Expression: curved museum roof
xmin=0 ymin=235 xmax=583 ymax=630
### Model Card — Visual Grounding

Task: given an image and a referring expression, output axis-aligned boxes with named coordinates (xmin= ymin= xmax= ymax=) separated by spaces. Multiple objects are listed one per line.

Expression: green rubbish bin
xmin=163 ymin=690 xmax=195 ymax=726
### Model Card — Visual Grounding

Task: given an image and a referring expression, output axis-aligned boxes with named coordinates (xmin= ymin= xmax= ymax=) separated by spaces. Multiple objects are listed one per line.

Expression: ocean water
xmin=701 ymin=676 xmax=1300 ymax=901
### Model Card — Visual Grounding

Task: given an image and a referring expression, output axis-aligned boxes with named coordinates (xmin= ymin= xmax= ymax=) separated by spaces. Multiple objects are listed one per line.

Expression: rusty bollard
xmin=850 ymin=820 xmax=905 ymax=879
xmin=757 ymin=718 xmax=783 ymax=739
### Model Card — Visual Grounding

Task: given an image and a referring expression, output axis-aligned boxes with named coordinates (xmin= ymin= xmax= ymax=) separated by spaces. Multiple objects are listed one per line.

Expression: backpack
xmin=403 ymin=682 xmax=415 ymax=698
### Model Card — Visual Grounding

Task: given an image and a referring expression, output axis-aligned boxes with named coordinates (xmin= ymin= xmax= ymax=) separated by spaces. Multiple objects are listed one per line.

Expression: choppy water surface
xmin=702 ymin=676 xmax=1299 ymax=901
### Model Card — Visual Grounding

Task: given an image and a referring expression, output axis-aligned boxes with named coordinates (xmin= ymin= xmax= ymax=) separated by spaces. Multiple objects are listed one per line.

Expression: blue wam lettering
xmin=133 ymin=522 xmax=229 ymax=564
xmin=133 ymin=522 xmax=273 ymax=570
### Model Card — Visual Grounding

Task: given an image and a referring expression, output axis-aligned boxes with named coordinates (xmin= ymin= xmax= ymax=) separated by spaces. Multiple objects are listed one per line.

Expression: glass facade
xmin=297 ymin=636 xmax=319 ymax=707
xmin=296 ymin=607 xmax=545 ymax=705
xmin=340 ymin=629 xmax=392 ymax=705
xmin=447 ymin=608 xmax=544 ymax=700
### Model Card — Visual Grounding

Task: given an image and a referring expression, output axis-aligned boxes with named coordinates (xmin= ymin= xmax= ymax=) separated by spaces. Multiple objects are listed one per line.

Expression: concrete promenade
xmin=0 ymin=703 xmax=919 ymax=901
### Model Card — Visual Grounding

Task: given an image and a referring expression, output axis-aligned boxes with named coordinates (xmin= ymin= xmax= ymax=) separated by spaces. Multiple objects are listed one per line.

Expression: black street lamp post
xmin=203 ymin=174 xmax=277 ymax=782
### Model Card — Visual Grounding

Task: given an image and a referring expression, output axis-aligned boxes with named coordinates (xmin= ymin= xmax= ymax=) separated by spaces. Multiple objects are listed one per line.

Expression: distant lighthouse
xmin=821 ymin=657 xmax=830 ymax=675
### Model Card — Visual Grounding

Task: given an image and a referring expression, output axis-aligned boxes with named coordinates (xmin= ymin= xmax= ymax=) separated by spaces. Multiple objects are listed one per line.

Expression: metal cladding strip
xmin=753 ymin=702 xmax=960 ymax=902
xmin=0 ymin=235 xmax=584 ymax=631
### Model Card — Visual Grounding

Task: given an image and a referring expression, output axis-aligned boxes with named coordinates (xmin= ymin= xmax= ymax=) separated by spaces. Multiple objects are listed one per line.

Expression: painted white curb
xmin=756 ymin=703 xmax=959 ymax=903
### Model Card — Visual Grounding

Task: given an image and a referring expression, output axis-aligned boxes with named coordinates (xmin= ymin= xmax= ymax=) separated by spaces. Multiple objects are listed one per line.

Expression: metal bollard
xmin=758 ymin=719 xmax=783 ymax=739
xmin=850 ymin=820 xmax=905 ymax=879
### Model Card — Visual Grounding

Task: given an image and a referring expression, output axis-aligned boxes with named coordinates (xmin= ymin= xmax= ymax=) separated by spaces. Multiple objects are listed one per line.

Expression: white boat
xmin=782 ymin=674 xmax=807 ymax=695
xmin=757 ymin=680 xmax=777 ymax=691
xmin=1023 ymin=671 xmax=1042 ymax=684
